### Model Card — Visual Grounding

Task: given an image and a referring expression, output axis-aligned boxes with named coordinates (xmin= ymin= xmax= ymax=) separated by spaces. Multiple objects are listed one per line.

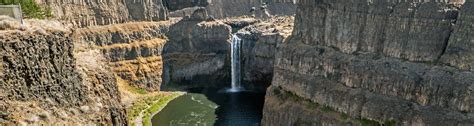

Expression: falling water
xmin=230 ymin=34 xmax=242 ymax=92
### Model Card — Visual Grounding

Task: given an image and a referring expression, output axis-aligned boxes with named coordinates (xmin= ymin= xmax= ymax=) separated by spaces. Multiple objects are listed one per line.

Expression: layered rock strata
xmin=206 ymin=0 xmax=297 ymax=19
xmin=165 ymin=0 xmax=297 ymax=19
xmin=0 ymin=19 xmax=126 ymax=125
xmin=38 ymin=0 xmax=169 ymax=27
xmin=74 ymin=21 xmax=175 ymax=91
xmin=161 ymin=9 xmax=232 ymax=89
xmin=263 ymin=0 xmax=474 ymax=125
xmin=441 ymin=0 xmax=474 ymax=71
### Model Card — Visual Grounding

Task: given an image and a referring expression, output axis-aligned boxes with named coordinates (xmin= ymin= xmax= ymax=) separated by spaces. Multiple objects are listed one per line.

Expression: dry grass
xmin=116 ymin=75 xmax=183 ymax=126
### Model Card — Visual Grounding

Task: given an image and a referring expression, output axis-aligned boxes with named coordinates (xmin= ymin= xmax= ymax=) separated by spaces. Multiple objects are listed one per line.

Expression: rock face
xmin=206 ymin=0 xmax=297 ymax=19
xmin=74 ymin=21 xmax=175 ymax=91
xmin=263 ymin=0 xmax=474 ymax=125
xmin=441 ymin=0 xmax=474 ymax=71
xmin=238 ymin=16 xmax=294 ymax=90
xmin=163 ymin=0 xmax=210 ymax=11
xmin=38 ymin=0 xmax=169 ymax=27
xmin=166 ymin=0 xmax=297 ymax=19
xmin=0 ymin=20 xmax=126 ymax=125
xmin=162 ymin=9 xmax=232 ymax=89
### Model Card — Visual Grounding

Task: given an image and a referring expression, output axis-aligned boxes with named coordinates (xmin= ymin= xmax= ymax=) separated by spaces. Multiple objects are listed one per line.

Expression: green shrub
xmin=0 ymin=0 xmax=53 ymax=19
xmin=383 ymin=120 xmax=396 ymax=126
xmin=356 ymin=117 xmax=380 ymax=126
xmin=320 ymin=105 xmax=335 ymax=112
xmin=339 ymin=113 xmax=349 ymax=120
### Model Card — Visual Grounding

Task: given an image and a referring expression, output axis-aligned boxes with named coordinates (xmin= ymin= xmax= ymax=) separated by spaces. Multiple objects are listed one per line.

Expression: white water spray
xmin=230 ymin=34 xmax=242 ymax=92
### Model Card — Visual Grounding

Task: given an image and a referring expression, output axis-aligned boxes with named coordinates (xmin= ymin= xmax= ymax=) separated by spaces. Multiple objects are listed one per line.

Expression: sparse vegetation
xmin=127 ymin=92 xmax=183 ymax=126
xmin=0 ymin=0 xmax=53 ymax=19
xmin=320 ymin=105 xmax=335 ymax=112
xmin=273 ymin=87 xmax=394 ymax=125
xmin=383 ymin=120 xmax=396 ymax=126
xmin=339 ymin=113 xmax=349 ymax=120
xmin=304 ymin=100 xmax=319 ymax=110
xmin=274 ymin=87 xmax=304 ymax=101
xmin=356 ymin=117 xmax=381 ymax=126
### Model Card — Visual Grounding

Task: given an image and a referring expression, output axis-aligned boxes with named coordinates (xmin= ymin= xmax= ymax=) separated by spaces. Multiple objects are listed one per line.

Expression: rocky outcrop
xmin=163 ymin=0 xmax=210 ymax=11
xmin=74 ymin=21 xmax=175 ymax=91
xmin=205 ymin=0 xmax=297 ymax=19
xmin=162 ymin=9 xmax=232 ymax=89
xmin=237 ymin=16 xmax=294 ymax=90
xmin=165 ymin=0 xmax=297 ymax=19
xmin=263 ymin=0 xmax=473 ymax=125
xmin=0 ymin=19 xmax=126 ymax=125
xmin=38 ymin=0 xmax=169 ymax=27
xmin=441 ymin=0 xmax=474 ymax=71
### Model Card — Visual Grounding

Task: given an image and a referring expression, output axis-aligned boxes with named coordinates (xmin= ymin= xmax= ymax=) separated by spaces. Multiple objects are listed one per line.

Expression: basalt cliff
xmin=0 ymin=19 xmax=126 ymax=125
xmin=262 ymin=0 xmax=473 ymax=125
xmin=36 ymin=0 xmax=169 ymax=28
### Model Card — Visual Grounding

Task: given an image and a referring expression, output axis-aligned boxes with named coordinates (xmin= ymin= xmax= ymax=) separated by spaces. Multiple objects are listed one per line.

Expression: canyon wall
xmin=72 ymin=9 xmax=234 ymax=91
xmin=163 ymin=0 xmax=210 ymax=11
xmin=166 ymin=0 xmax=297 ymax=19
xmin=263 ymin=0 xmax=473 ymax=125
xmin=0 ymin=19 xmax=126 ymax=125
xmin=73 ymin=21 xmax=175 ymax=91
xmin=206 ymin=0 xmax=297 ymax=19
xmin=38 ymin=0 xmax=169 ymax=27
xmin=162 ymin=9 xmax=232 ymax=90
xmin=441 ymin=0 xmax=474 ymax=71
xmin=238 ymin=16 xmax=294 ymax=90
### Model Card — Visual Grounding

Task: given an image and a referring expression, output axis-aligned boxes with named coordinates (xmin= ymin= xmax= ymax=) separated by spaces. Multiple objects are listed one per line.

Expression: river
xmin=152 ymin=88 xmax=265 ymax=126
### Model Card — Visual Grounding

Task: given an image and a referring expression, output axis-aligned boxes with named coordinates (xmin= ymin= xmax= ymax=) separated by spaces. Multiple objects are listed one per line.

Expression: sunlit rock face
xmin=0 ymin=20 xmax=126 ymax=125
xmin=38 ymin=0 xmax=168 ymax=27
xmin=165 ymin=0 xmax=297 ymax=19
xmin=73 ymin=21 xmax=174 ymax=91
xmin=205 ymin=0 xmax=297 ymax=19
xmin=263 ymin=0 xmax=474 ymax=125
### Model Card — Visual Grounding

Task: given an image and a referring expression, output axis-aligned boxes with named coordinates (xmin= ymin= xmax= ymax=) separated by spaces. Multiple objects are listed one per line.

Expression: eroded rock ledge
xmin=74 ymin=21 xmax=176 ymax=91
xmin=263 ymin=0 xmax=474 ymax=125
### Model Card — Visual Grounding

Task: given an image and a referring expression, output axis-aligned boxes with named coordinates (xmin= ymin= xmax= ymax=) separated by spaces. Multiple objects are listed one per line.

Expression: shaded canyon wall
xmin=263 ymin=0 xmax=473 ymax=125
xmin=162 ymin=9 xmax=232 ymax=90
xmin=238 ymin=16 xmax=294 ymax=90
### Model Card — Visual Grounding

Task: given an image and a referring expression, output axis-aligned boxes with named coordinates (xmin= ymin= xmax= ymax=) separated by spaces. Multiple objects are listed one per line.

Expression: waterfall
xmin=230 ymin=34 xmax=242 ymax=92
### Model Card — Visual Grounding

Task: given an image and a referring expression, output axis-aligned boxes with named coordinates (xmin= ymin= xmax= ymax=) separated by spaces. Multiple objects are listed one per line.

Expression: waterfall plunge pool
xmin=152 ymin=33 xmax=265 ymax=126
xmin=151 ymin=88 xmax=265 ymax=126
